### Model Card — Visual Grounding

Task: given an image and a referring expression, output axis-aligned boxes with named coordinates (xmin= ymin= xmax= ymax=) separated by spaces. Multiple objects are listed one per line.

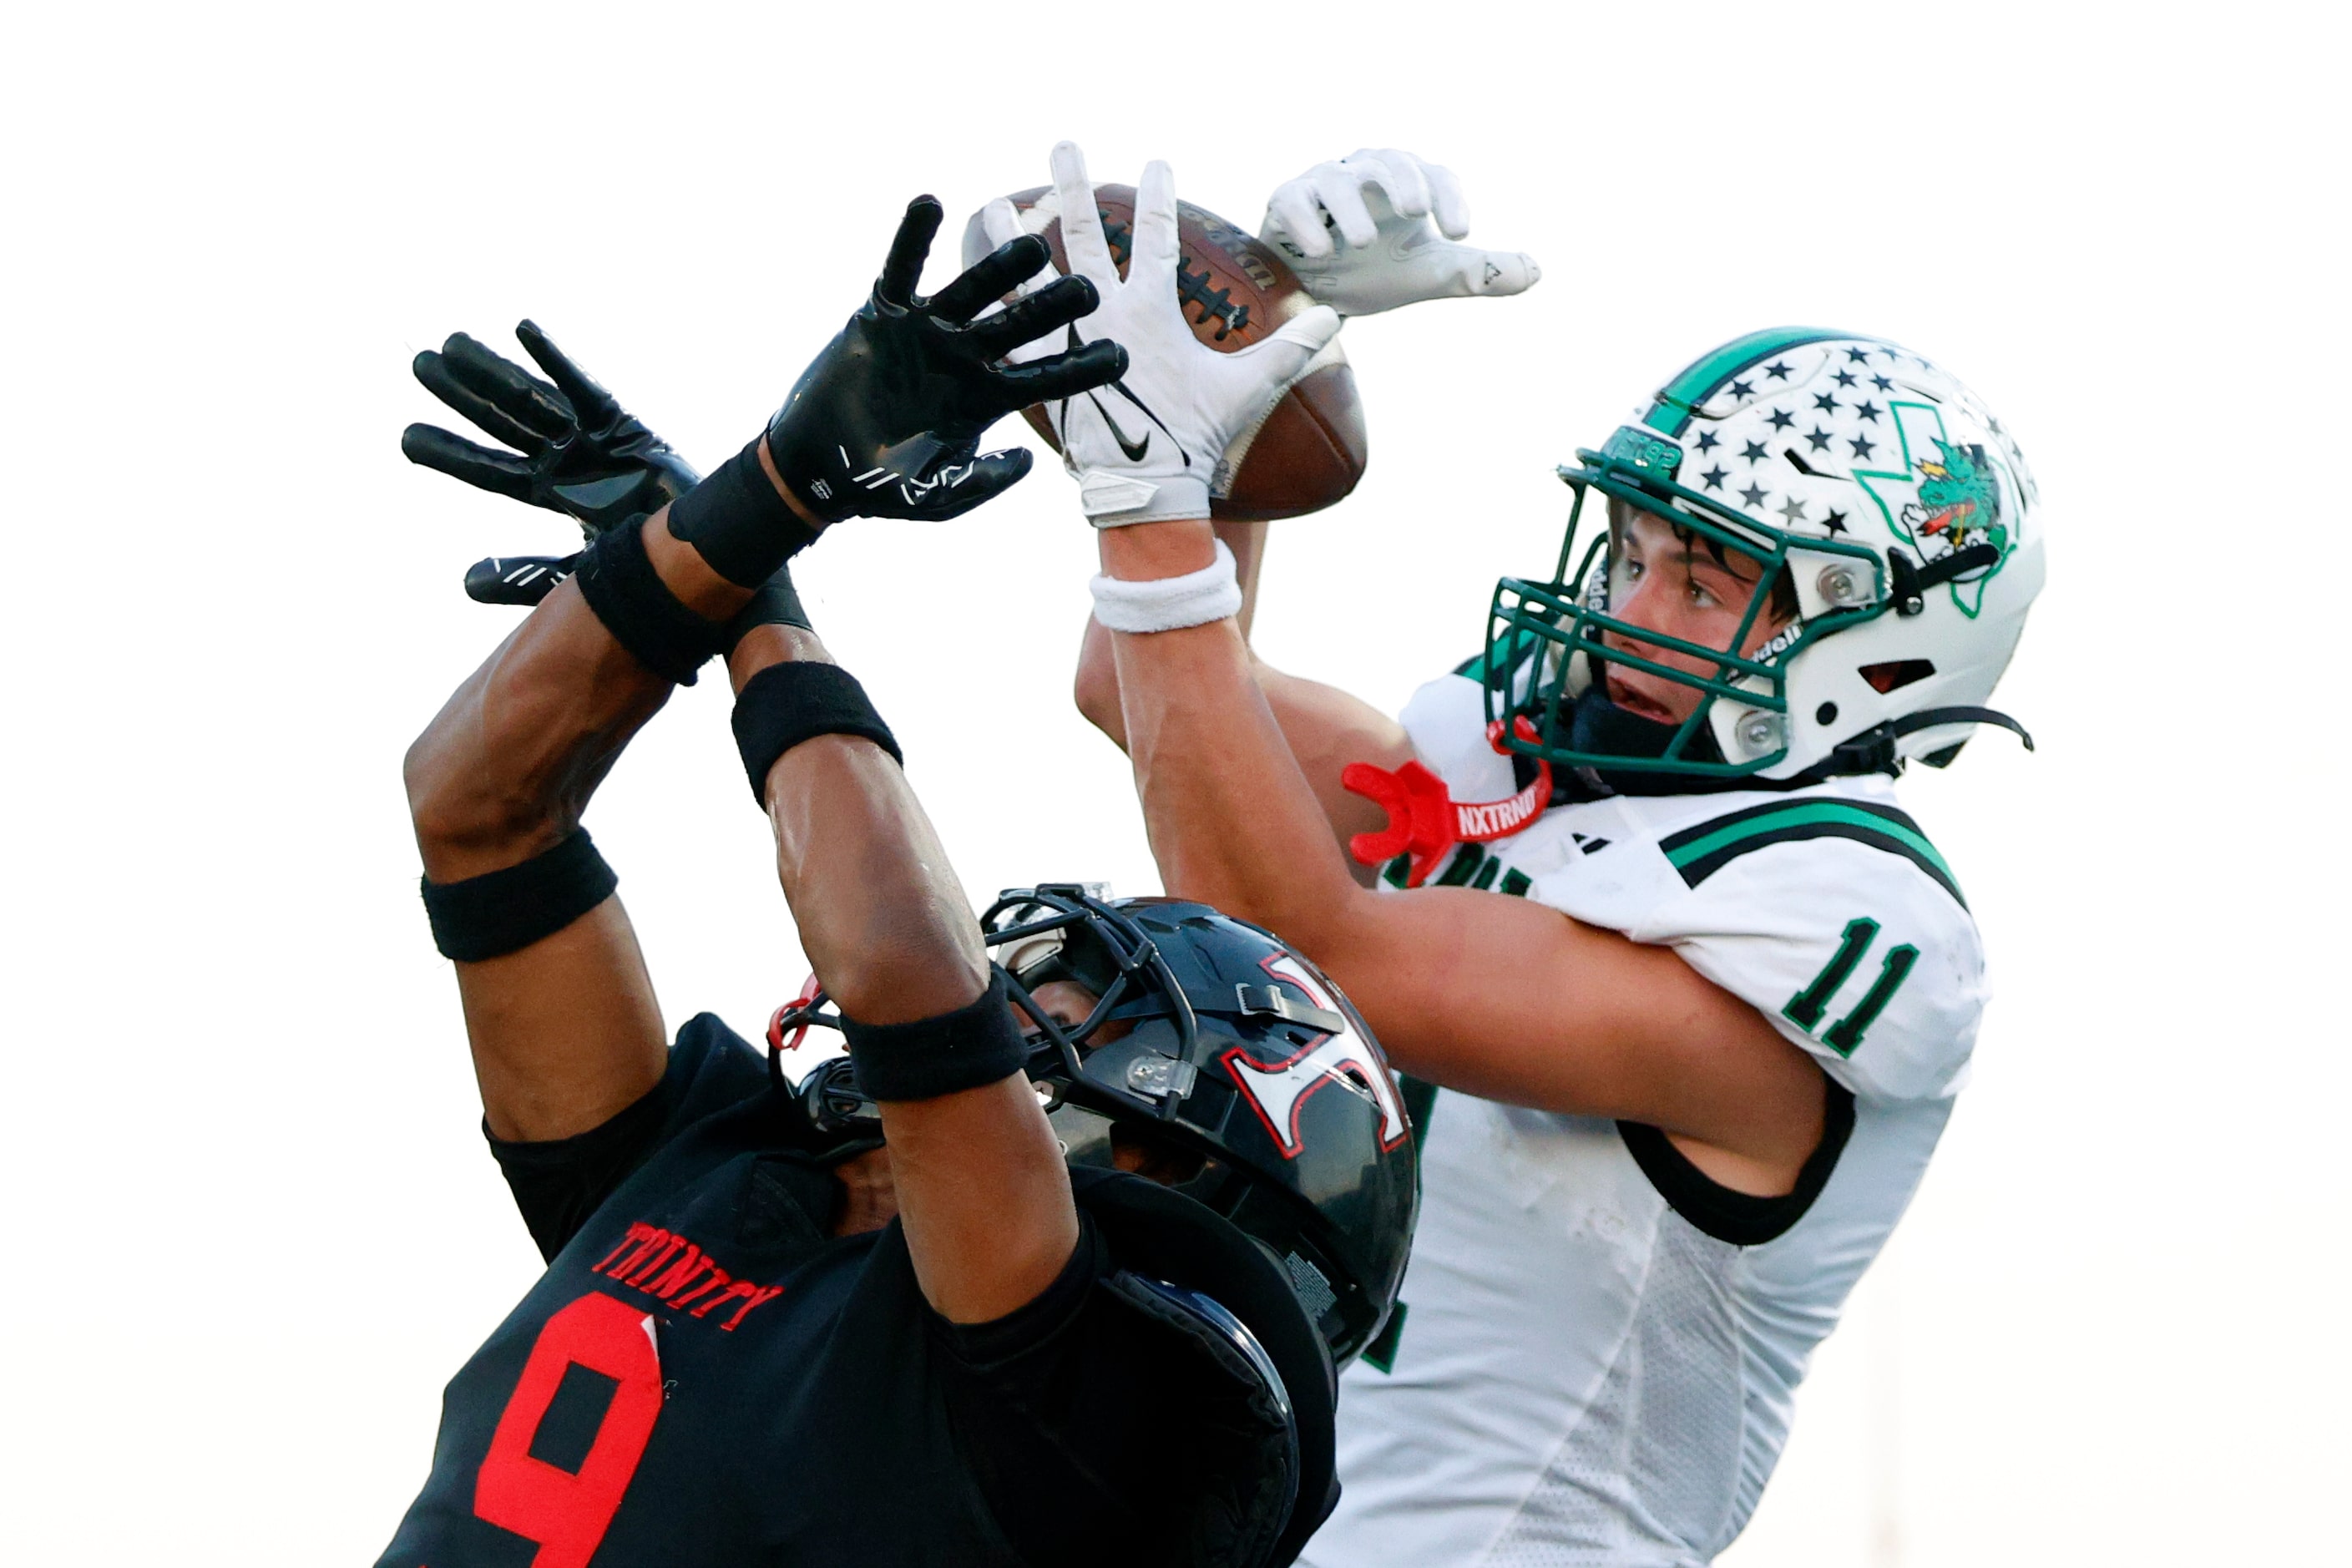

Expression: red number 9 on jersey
xmin=474 ymin=1292 xmax=664 ymax=1568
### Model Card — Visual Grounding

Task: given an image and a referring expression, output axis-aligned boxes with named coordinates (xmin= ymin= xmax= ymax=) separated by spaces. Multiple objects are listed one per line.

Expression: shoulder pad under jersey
xmin=1636 ymin=793 xmax=1985 ymax=1102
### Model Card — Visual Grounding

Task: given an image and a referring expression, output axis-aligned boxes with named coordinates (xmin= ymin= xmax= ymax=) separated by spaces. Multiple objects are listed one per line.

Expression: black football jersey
xmin=375 ymin=1016 xmax=1302 ymax=1568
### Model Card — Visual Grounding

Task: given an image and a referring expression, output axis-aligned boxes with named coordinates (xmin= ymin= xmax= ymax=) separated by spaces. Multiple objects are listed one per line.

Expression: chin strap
xmin=1819 ymin=706 xmax=2036 ymax=778
xmin=1889 ymin=542 xmax=2002 ymax=615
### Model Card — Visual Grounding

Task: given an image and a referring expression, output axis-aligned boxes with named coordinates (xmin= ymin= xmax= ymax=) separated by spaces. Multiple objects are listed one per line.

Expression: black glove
xmin=403 ymin=321 xmax=814 ymax=650
xmin=665 ymin=196 xmax=1129 ymax=587
xmin=771 ymin=195 xmax=1125 ymax=523
xmin=402 ymin=321 xmax=700 ymax=606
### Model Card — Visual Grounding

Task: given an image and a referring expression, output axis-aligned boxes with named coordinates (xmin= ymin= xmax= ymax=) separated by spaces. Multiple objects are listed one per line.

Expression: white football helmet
xmin=1481 ymin=328 xmax=2044 ymax=784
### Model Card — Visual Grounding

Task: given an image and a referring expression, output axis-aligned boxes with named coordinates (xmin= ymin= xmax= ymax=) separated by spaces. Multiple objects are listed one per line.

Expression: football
xmin=969 ymin=185 xmax=1368 ymax=522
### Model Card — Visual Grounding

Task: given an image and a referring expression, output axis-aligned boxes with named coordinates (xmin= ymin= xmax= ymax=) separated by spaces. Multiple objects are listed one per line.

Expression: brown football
xmin=974 ymin=185 xmax=1368 ymax=522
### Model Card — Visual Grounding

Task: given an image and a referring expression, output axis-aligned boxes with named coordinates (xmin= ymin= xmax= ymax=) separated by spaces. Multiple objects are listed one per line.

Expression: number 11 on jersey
xmin=1783 ymin=917 xmax=1917 ymax=1058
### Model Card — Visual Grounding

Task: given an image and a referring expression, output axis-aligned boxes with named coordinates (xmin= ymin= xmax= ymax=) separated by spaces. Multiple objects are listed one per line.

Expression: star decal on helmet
xmin=1739 ymin=481 xmax=1768 ymax=508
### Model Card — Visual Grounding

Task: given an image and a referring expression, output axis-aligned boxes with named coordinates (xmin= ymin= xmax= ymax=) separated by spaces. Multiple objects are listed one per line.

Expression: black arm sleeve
xmin=932 ymin=1216 xmax=1299 ymax=1568
xmin=483 ymin=1014 xmax=771 ymax=1261
xmin=485 ymin=1078 xmax=674 ymax=1262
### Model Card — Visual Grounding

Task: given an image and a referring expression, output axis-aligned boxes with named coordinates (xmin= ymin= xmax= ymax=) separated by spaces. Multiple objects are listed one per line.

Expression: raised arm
xmin=403 ymin=205 xmax=1131 ymax=1327
xmin=1069 ymin=148 xmax=1541 ymax=869
xmin=402 ymin=318 xmax=743 ymax=1144
xmin=1073 ymin=521 xmax=1409 ymax=882
xmin=722 ymin=612 xmax=1079 ymax=1323
xmin=1099 ymin=526 xmax=1825 ymax=1194
xmin=719 ymin=201 xmax=1130 ymax=1321
xmin=1029 ymin=146 xmax=1823 ymax=1196
xmin=405 ymin=576 xmax=675 ymax=1145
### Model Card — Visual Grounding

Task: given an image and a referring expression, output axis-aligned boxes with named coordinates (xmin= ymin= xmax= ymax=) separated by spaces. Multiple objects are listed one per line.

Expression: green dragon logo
xmin=1903 ymin=438 xmax=2008 ymax=559
xmin=1854 ymin=406 xmax=2018 ymax=619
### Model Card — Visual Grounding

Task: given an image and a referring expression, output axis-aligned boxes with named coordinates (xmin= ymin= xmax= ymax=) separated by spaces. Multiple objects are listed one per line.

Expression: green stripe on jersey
xmin=1641 ymin=327 xmax=1860 ymax=437
xmin=1661 ymin=798 xmax=1965 ymax=908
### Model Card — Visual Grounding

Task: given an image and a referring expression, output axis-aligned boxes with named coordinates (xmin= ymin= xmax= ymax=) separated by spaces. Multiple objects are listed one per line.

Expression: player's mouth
xmin=1605 ymin=672 xmax=1682 ymax=725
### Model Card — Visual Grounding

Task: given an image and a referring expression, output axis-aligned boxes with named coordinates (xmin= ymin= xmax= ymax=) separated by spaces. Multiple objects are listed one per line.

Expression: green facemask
xmin=1478 ymin=427 xmax=1890 ymax=780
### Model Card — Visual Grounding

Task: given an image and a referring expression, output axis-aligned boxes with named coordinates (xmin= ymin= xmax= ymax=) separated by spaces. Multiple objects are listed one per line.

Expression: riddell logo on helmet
xmin=1755 ymin=619 xmax=1808 ymax=665
xmin=1223 ymin=955 xmax=1409 ymax=1159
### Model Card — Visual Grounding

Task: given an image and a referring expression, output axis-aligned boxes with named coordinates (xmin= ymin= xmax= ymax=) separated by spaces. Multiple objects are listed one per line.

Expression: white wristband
xmin=1089 ymin=540 xmax=1242 ymax=634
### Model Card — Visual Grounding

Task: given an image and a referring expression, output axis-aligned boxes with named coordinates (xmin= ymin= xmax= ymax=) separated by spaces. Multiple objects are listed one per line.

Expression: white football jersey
xmin=1302 ymin=671 xmax=1985 ymax=1567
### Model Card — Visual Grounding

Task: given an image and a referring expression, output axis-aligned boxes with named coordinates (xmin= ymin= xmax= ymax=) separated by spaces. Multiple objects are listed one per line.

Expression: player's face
xmin=1015 ymin=979 xmax=1136 ymax=1044
xmin=1601 ymin=503 xmax=1789 ymax=725
xmin=1013 ymin=980 xmax=1201 ymax=1183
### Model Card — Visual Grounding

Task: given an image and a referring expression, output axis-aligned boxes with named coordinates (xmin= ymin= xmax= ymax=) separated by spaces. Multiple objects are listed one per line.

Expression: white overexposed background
xmin=3 ymin=3 xmax=2344 ymax=1562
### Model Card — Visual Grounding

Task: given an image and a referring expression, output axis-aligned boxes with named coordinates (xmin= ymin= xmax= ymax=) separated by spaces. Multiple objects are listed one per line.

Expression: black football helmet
xmin=769 ymin=884 xmax=1419 ymax=1369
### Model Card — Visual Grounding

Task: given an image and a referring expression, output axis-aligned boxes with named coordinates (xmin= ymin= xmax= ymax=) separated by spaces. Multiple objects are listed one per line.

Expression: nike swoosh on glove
xmin=980 ymin=142 xmax=1343 ymax=526
xmin=1260 ymin=147 xmax=1540 ymax=318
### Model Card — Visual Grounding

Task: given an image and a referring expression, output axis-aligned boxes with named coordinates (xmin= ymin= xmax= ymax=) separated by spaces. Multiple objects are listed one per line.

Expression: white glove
xmin=963 ymin=185 xmax=1060 ymax=275
xmin=1260 ymin=148 xmax=1540 ymax=317
xmin=974 ymin=142 xmax=1343 ymax=526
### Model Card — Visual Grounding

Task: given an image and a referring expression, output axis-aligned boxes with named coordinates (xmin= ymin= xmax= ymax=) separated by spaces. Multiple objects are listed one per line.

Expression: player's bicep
xmin=1320 ymin=883 xmax=1823 ymax=1152
xmin=453 ymin=893 xmax=668 ymax=1143
xmin=1254 ymin=663 xmax=1413 ymax=880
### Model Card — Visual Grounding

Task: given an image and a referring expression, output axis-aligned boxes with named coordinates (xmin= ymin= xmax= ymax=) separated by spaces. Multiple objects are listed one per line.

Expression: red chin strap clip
xmin=767 ymin=971 xmax=825 ymax=1052
xmin=1342 ymin=719 xmax=1552 ymax=889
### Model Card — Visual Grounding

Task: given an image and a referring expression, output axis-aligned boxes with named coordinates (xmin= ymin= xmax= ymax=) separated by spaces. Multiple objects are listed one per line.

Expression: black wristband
xmin=667 ymin=437 xmax=825 ymax=589
xmin=421 ymin=828 xmax=617 ymax=963
xmin=731 ymin=660 xmax=903 ymax=803
xmin=572 ymin=515 xmax=720 ymax=685
xmin=841 ymin=969 xmax=1031 ymax=1101
xmin=720 ymin=565 xmax=812 ymax=655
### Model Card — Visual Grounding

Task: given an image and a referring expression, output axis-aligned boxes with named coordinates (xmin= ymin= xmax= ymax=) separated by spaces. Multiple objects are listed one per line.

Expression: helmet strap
xmin=1888 ymin=541 xmax=2002 ymax=616
xmin=1809 ymin=706 xmax=2036 ymax=781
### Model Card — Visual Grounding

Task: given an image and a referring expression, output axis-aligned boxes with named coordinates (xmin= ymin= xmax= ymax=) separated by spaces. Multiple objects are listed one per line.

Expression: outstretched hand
xmin=1261 ymin=149 xmax=1540 ymax=318
xmin=403 ymin=323 xmax=699 ymax=605
xmin=974 ymin=143 xmax=1343 ymax=526
xmin=762 ymin=196 xmax=1128 ymax=524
